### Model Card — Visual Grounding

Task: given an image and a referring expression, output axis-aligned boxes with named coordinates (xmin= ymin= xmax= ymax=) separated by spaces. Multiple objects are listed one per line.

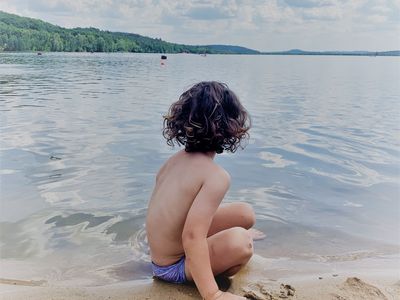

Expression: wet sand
xmin=1 ymin=255 xmax=399 ymax=300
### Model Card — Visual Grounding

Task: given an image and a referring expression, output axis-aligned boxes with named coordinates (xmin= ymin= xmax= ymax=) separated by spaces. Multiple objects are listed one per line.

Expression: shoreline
xmin=1 ymin=254 xmax=399 ymax=299
xmin=1 ymin=51 xmax=400 ymax=57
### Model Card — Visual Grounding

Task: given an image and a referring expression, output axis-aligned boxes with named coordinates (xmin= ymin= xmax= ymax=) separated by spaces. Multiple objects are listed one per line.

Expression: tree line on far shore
xmin=0 ymin=11 xmax=211 ymax=53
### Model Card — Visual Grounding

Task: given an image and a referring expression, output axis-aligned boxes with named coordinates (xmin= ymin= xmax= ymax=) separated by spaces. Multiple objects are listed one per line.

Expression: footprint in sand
xmin=241 ymin=281 xmax=295 ymax=300
xmin=333 ymin=277 xmax=388 ymax=300
xmin=0 ymin=278 xmax=47 ymax=287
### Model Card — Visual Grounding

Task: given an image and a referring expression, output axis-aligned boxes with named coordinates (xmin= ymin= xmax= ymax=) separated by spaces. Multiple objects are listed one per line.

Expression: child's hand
xmin=219 ymin=292 xmax=247 ymax=300
xmin=208 ymin=291 xmax=247 ymax=300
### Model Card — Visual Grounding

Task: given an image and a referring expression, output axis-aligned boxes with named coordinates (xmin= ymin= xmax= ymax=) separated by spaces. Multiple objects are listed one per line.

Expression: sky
xmin=0 ymin=0 xmax=399 ymax=51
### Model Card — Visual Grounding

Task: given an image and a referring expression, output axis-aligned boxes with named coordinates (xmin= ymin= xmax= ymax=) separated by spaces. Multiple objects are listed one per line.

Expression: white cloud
xmin=367 ymin=14 xmax=388 ymax=23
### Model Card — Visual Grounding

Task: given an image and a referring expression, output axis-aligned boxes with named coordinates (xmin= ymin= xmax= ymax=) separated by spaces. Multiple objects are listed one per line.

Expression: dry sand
xmin=1 ymin=255 xmax=399 ymax=300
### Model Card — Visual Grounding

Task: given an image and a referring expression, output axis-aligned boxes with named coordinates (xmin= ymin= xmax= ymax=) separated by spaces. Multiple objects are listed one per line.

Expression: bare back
xmin=146 ymin=150 xmax=228 ymax=266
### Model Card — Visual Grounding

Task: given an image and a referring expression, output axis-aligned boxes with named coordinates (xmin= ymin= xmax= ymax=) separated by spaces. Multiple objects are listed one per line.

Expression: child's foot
xmin=248 ymin=228 xmax=266 ymax=240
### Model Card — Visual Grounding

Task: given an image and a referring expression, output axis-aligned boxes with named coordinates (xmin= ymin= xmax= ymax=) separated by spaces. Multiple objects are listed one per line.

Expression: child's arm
xmin=182 ymin=169 xmax=230 ymax=300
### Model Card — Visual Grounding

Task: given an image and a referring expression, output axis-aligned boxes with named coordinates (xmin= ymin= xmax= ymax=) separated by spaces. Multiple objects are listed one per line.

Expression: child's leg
xmin=185 ymin=227 xmax=254 ymax=281
xmin=207 ymin=202 xmax=255 ymax=237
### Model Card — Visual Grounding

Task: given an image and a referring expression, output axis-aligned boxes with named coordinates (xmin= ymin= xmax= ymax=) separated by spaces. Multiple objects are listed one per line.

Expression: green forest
xmin=0 ymin=11 xmax=251 ymax=54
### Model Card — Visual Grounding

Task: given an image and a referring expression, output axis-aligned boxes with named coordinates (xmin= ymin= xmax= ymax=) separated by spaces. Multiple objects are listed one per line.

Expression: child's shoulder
xmin=190 ymin=154 xmax=231 ymax=184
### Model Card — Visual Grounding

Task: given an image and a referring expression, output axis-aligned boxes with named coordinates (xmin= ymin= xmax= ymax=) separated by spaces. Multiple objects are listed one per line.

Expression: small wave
xmin=312 ymin=250 xmax=383 ymax=262
xmin=130 ymin=224 xmax=150 ymax=262
xmin=13 ymin=104 xmax=45 ymax=108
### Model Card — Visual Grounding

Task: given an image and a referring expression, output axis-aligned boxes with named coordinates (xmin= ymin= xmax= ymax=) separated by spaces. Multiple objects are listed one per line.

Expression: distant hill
xmin=0 ymin=11 xmax=258 ymax=54
xmin=206 ymin=45 xmax=259 ymax=54
xmin=263 ymin=49 xmax=400 ymax=56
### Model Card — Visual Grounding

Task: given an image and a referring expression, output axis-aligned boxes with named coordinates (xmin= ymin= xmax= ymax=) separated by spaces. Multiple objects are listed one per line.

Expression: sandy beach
xmin=1 ymin=254 xmax=399 ymax=300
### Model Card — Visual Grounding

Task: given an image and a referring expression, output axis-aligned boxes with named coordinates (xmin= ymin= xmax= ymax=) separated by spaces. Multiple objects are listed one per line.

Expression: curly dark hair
xmin=163 ymin=81 xmax=251 ymax=153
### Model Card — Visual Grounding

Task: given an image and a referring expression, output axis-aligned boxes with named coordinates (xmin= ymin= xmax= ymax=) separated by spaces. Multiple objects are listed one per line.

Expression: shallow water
xmin=0 ymin=53 xmax=399 ymax=284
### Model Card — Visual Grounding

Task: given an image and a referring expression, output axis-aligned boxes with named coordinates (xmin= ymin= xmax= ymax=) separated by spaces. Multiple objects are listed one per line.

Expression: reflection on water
xmin=0 ymin=53 xmax=399 ymax=285
xmin=45 ymin=213 xmax=114 ymax=229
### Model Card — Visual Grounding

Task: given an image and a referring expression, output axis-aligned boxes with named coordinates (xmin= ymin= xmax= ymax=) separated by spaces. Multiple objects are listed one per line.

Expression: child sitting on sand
xmin=146 ymin=81 xmax=264 ymax=300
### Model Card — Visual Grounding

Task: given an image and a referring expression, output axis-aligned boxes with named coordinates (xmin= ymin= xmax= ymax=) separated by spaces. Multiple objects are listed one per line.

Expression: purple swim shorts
xmin=151 ymin=256 xmax=187 ymax=284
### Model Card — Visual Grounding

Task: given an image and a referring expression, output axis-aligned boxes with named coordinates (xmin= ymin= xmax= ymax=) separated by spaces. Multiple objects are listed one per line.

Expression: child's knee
xmin=237 ymin=202 xmax=255 ymax=229
xmin=229 ymin=227 xmax=254 ymax=260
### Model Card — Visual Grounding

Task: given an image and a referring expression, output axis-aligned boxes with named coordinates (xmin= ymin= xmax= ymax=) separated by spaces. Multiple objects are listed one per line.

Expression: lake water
xmin=0 ymin=53 xmax=399 ymax=285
